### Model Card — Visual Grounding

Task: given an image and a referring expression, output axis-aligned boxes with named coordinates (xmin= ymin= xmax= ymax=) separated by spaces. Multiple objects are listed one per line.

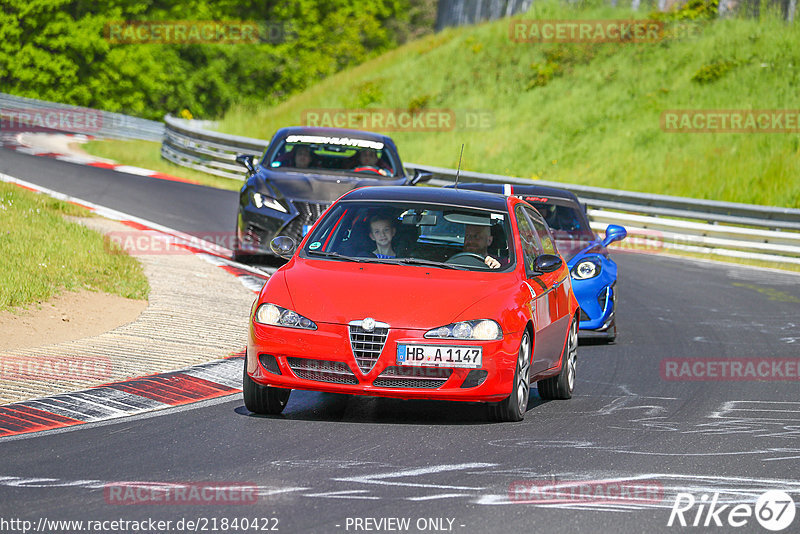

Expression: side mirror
xmin=409 ymin=169 xmax=433 ymax=185
xmin=269 ymin=236 xmax=297 ymax=259
xmin=533 ymin=254 xmax=563 ymax=274
xmin=601 ymin=224 xmax=627 ymax=247
xmin=235 ymin=154 xmax=256 ymax=175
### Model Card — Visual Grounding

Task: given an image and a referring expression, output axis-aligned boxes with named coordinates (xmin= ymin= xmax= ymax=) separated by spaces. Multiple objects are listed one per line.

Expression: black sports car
xmin=234 ymin=126 xmax=430 ymax=261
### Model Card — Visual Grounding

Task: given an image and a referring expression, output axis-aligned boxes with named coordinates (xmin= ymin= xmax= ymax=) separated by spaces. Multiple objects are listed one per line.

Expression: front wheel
xmin=243 ymin=356 xmax=291 ymax=414
xmin=538 ymin=317 xmax=577 ymax=400
xmin=490 ymin=331 xmax=531 ymax=422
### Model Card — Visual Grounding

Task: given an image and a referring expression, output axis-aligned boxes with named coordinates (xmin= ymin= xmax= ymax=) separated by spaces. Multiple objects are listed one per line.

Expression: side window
xmin=525 ymin=207 xmax=557 ymax=255
xmin=514 ymin=205 xmax=542 ymax=274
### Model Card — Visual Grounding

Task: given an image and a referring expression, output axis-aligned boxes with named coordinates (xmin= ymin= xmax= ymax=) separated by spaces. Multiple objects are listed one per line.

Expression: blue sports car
xmin=453 ymin=183 xmax=626 ymax=342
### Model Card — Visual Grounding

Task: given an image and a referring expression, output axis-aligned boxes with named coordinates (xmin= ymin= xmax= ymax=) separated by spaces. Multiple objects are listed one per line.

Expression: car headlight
xmin=424 ymin=319 xmax=503 ymax=340
xmin=252 ymin=192 xmax=287 ymax=213
xmin=254 ymin=303 xmax=316 ymax=330
xmin=572 ymin=260 xmax=601 ymax=280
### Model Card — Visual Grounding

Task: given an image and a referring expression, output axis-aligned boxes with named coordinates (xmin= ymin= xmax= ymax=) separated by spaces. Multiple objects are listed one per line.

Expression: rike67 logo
xmin=668 ymin=491 xmax=796 ymax=531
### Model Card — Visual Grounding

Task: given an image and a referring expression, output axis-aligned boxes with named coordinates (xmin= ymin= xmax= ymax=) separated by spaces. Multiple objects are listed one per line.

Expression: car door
xmin=525 ymin=206 xmax=572 ymax=320
xmin=514 ymin=205 xmax=561 ymax=375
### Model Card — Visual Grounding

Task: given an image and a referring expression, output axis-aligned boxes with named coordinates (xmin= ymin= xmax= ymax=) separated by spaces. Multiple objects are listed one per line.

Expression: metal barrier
xmin=158 ymin=117 xmax=800 ymax=265
xmin=0 ymin=92 xmax=164 ymax=141
xmin=161 ymin=115 xmax=267 ymax=180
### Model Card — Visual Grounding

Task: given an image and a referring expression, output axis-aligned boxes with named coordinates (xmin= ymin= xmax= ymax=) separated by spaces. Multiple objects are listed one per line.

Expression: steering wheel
xmin=446 ymin=252 xmax=488 ymax=267
xmin=353 ymin=166 xmax=388 ymax=176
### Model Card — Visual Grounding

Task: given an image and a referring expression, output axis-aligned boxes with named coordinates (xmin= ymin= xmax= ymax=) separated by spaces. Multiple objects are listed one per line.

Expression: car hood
xmin=260 ymin=168 xmax=407 ymax=202
xmin=281 ymin=258 xmax=518 ymax=329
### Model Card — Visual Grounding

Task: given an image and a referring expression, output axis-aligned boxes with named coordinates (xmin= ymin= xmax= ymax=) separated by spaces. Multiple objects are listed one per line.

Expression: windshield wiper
xmin=397 ymin=258 xmax=462 ymax=270
xmin=306 ymin=250 xmax=366 ymax=262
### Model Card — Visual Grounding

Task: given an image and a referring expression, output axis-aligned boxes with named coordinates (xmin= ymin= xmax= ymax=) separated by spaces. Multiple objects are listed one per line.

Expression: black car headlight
xmin=424 ymin=319 xmax=503 ymax=340
xmin=572 ymin=259 xmax=601 ymax=280
xmin=252 ymin=191 xmax=287 ymax=213
xmin=254 ymin=303 xmax=316 ymax=330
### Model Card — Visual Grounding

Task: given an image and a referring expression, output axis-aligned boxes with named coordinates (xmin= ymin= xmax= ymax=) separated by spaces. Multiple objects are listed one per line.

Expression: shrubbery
xmin=0 ymin=0 xmax=434 ymax=120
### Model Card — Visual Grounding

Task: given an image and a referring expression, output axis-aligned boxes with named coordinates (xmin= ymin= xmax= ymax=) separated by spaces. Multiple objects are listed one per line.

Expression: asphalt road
xmin=2 ymin=147 xmax=799 ymax=534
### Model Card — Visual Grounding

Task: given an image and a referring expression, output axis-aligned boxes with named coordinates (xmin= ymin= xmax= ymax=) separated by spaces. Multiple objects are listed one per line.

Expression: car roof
xmin=452 ymin=183 xmax=582 ymax=205
xmin=270 ymin=126 xmax=398 ymax=151
xmin=341 ymin=186 xmax=511 ymax=211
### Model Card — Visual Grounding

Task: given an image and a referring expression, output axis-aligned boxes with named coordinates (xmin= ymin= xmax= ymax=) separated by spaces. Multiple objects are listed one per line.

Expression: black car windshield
xmin=266 ymin=134 xmax=400 ymax=177
xmin=529 ymin=200 xmax=596 ymax=259
xmin=301 ymin=201 xmax=515 ymax=272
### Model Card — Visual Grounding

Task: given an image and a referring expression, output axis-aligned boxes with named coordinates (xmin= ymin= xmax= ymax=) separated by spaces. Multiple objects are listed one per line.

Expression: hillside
xmin=217 ymin=1 xmax=800 ymax=208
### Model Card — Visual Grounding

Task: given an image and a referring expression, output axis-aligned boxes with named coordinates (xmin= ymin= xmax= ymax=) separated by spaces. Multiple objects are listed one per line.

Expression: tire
xmin=242 ymin=355 xmax=291 ymax=415
xmin=538 ymin=317 xmax=578 ymax=400
xmin=490 ymin=331 xmax=531 ymax=423
xmin=605 ymin=318 xmax=617 ymax=344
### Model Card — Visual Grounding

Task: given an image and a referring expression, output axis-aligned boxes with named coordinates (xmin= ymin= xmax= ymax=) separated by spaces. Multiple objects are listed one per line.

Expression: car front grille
xmin=286 ymin=357 xmax=358 ymax=385
xmin=373 ymin=366 xmax=452 ymax=389
xmin=281 ymin=201 xmax=330 ymax=242
xmin=348 ymin=320 xmax=390 ymax=374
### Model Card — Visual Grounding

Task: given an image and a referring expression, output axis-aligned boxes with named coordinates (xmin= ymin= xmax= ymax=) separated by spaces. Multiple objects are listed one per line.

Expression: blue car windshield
xmin=266 ymin=135 xmax=400 ymax=178
xmin=301 ymin=201 xmax=516 ymax=272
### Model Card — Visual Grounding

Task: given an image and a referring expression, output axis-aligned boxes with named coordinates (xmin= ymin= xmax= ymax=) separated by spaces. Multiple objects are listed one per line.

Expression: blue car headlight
xmin=424 ymin=319 xmax=503 ymax=340
xmin=254 ymin=303 xmax=316 ymax=330
xmin=572 ymin=259 xmax=601 ymax=280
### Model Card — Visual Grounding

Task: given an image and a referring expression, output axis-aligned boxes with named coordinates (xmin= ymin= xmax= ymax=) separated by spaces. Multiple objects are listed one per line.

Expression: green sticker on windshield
xmin=309 ymin=242 xmax=321 ymax=250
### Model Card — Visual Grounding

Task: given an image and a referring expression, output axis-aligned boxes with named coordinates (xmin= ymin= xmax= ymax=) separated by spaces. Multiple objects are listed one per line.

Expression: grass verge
xmin=0 ymin=182 xmax=149 ymax=312
xmin=82 ymin=139 xmax=244 ymax=192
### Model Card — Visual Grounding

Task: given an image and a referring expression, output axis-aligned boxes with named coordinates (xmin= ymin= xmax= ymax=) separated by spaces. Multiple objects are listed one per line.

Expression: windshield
xmin=529 ymin=201 xmax=595 ymax=259
xmin=266 ymin=134 xmax=400 ymax=177
xmin=301 ymin=201 xmax=515 ymax=271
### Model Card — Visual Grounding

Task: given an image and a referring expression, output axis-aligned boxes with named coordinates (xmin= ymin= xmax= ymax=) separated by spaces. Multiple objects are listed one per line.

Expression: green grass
xmin=0 ymin=182 xmax=149 ymax=312
xmin=83 ymin=139 xmax=245 ymax=192
xmin=217 ymin=1 xmax=800 ymax=208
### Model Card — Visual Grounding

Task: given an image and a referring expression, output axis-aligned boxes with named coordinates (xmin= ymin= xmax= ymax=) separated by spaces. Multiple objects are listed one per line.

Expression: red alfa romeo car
xmin=244 ymin=186 xmax=579 ymax=421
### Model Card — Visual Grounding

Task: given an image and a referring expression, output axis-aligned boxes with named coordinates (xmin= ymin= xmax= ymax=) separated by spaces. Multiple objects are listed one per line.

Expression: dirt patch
xmin=0 ymin=290 xmax=147 ymax=352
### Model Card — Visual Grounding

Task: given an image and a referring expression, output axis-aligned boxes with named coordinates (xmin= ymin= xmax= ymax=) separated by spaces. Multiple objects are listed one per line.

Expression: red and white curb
xmin=0 ymin=133 xmax=201 ymax=185
xmin=0 ymin=355 xmax=245 ymax=438
xmin=0 ymin=172 xmax=273 ymax=437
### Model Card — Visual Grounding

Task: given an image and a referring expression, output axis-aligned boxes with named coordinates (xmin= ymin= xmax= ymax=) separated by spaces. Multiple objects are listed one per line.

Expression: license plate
xmin=397 ymin=344 xmax=482 ymax=368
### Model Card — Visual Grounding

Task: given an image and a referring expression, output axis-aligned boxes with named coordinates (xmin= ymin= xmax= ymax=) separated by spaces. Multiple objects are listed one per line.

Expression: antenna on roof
xmin=454 ymin=144 xmax=464 ymax=190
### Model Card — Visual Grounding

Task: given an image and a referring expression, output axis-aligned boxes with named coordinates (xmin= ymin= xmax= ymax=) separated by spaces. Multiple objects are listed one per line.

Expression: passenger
xmin=368 ymin=215 xmax=397 ymax=258
xmin=462 ymin=224 xmax=502 ymax=269
xmin=292 ymin=145 xmax=312 ymax=168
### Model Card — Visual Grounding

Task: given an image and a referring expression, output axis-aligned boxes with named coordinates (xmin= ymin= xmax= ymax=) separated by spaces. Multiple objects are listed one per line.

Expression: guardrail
xmin=160 ymin=117 xmax=800 ymax=265
xmin=0 ymin=92 xmax=164 ymax=141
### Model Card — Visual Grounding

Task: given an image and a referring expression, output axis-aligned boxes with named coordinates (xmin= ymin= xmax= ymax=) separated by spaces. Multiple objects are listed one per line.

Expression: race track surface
xmin=1 ymin=147 xmax=798 ymax=534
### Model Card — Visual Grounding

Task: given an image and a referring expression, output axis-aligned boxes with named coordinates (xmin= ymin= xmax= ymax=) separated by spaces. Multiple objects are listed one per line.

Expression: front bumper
xmin=575 ymin=281 xmax=615 ymax=332
xmin=247 ymin=322 xmax=520 ymax=402
xmin=236 ymin=200 xmax=330 ymax=256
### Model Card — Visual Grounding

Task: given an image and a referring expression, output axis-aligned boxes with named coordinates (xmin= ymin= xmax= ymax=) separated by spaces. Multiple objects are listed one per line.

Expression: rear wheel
xmin=242 ymin=355 xmax=291 ymax=414
xmin=490 ymin=331 xmax=531 ymax=422
xmin=538 ymin=317 xmax=577 ymax=400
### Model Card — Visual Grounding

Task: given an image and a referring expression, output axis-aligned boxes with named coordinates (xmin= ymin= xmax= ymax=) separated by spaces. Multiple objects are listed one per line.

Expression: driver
xmin=462 ymin=224 xmax=502 ymax=269
xmin=292 ymin=145 xmax=312 ymax=168
xmin=354 ymin=148 xmax=391 ymax=176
